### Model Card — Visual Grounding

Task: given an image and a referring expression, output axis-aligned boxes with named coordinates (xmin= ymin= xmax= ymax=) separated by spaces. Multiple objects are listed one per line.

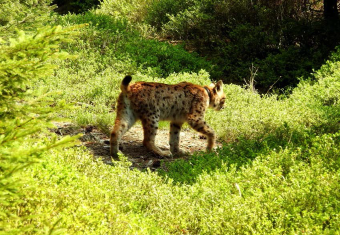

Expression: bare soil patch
xmin=52 ymin=122 xmax=221 ymax=170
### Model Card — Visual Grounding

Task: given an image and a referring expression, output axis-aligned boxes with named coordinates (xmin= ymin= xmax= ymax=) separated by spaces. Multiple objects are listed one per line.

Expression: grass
xmin=2 ymin=9 xmax=340 ymax=234
xmin=11 ymin=131 xmax=340 ymax=234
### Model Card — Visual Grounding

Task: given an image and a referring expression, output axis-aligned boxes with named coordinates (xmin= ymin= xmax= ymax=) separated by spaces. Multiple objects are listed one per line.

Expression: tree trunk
xmin=324 ymin=0 xmax=339 ymax=20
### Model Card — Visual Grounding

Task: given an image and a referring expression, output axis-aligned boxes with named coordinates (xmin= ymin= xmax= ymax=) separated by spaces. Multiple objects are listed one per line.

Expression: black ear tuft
xmin=122 ymin=75 xmax=132 ymax=86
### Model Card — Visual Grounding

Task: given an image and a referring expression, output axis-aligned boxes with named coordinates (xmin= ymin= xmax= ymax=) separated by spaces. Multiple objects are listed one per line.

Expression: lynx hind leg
xmin=169 ymin=122 xmax=187 ymax=156
xmin=142 ymin=117 xmax=172 ymax=158
xmin=187 ymin=117 xmax=216 ymax=151
xmin=110 ymin=107 xmax=136 ymax=159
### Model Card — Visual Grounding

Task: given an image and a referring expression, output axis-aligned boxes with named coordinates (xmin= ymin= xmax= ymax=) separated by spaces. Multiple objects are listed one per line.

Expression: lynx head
xmin=209 ymin=80 xmax=226 ymax=110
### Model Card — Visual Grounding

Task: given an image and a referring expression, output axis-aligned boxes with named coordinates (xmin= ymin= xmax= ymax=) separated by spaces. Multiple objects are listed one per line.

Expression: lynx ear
xmin=214 ymin=80 xmax=223 ymax=92
xmin=208 ymin=83 xmax=215 ymax=89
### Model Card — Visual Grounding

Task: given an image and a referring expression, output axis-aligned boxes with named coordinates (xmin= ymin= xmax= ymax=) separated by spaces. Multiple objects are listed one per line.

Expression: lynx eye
xmin=220 ymin=98 xmax=226 ymax=107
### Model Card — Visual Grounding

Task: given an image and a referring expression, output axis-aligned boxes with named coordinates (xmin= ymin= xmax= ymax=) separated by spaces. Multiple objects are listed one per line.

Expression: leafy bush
xmin=0 ymin=25 xmax=80 ymax=233
xmin=0 ymin=0 xmax=56 ymax=38
xmin=144 ymin=0 xmax=340 ymax=90
xmin=121 ymin=38 xmax=215 ymax=77
xmin=55 ymin=12 xmax=214 ymax=76
xmin=57 ymin=11 xmax=129 ymax=30
xmin=145 ymin=0 xmax=192 ymax=30
xmin=289 ymin=47 xmax=340 ymax=134
xmin=96 ymin=0 xmax=153 ymax=22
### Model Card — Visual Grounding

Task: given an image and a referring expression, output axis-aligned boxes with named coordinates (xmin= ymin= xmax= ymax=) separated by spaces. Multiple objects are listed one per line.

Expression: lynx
xmin=110 ymin=75 xmax=226 ymax=158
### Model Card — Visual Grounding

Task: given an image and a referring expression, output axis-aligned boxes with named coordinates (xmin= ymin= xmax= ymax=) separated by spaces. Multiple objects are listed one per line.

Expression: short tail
xmin=121 ymin=75 xmax=132 ymax=93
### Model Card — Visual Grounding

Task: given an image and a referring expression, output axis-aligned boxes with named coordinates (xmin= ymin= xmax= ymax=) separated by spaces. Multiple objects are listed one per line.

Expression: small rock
xmin=146 ymin=160 xmax=154 ymax=167
xmin=105 ymin=161 xmax=113 ymax=166
xmin=129 ymin=158 xmax=141 ymax=163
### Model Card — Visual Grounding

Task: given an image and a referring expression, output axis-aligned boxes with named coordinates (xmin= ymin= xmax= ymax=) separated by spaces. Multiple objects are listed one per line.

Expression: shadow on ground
xmin=52 ymin=122 xmax=221 ymax=170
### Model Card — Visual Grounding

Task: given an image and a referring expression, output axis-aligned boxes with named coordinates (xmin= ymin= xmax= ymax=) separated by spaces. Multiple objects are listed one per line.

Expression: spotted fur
xmin=110 ymin=75 xmax=226 ymax=158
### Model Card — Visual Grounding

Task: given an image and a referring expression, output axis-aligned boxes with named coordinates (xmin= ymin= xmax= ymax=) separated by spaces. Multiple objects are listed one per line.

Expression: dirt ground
xmin=52 ymin=122 xmax=221 ymax=170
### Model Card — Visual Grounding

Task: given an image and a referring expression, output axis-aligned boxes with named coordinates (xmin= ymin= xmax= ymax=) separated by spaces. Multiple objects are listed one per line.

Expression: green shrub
xmin=56 ymin=11 xmax=130 ymax=32
xmin=0 ymin=0 xmax=56 ymax=38
xmin=145 ymin=0 xmax=192 ymax=30
xmin=0 ymin=25 xmax=80 ymax=233
xmin=146 ymin=0 xmax=340 ymax=90
xmin=121 ymin=38 xmax=215 ymax=77
xmin=96 ymin=0 xmax=153 ymax=22
xmin=289 ymin=58 xmax=340 ymax=134
xmin=54 ymin=12 xmax=214 ymax=76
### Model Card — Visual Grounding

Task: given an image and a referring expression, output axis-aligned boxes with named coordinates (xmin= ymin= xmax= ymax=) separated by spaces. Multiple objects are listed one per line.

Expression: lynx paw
xmin=172 ymin=149 xmax=190 ymax=157
xmin=158 ymin=150 xmax=172 ymax=158
xmin=111 ymin=150 xmax=123 ymax=160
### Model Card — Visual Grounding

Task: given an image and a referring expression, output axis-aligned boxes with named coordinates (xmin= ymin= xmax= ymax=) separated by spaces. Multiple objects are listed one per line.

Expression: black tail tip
xmin=122 ymin=75 xmax=132 ymax=86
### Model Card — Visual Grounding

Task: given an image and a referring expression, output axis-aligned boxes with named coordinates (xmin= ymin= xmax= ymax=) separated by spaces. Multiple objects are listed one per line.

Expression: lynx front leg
xmin=142 ymin=118 xmax=172 ymax=158
xmin=187 ymin=117 xmax=216 ymax=151
xmin=169 ymin=122 xmax=186 ymax=156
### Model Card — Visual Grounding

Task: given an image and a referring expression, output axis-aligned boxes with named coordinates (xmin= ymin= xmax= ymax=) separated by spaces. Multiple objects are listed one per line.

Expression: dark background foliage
xmin=52 ymin=0 xmax=100 ymax=14
xmin=146 ymin=0 xmax=340 ymax=90
xmin=51 ymin=0 xmax=340 ymax=91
